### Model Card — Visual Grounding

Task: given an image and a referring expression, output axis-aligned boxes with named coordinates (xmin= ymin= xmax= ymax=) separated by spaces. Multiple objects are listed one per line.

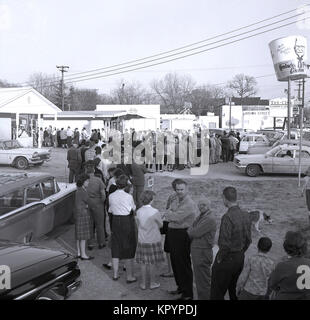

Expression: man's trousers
xmin=168 ymin=228 xmax=193 ymax=299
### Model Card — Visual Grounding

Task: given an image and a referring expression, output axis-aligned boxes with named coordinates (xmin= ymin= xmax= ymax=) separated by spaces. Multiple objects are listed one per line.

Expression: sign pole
xmin=287 ymin=78 xmax=291 ymax=140
xmin=298 ymin=78 xmax=306 ymax=187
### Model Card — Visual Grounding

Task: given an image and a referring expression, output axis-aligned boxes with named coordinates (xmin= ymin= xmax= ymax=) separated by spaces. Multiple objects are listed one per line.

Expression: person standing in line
xmin=236 ymin=237 xmax=274 ymax=300
xmin=228 ymin=133 xmax=238 ymax=161
xmin=268 ymin=231 xmax=310 ymax=300
xmin=74 ymin=174 xmax=94 ymax=260
xmin=130 ymin=159 xmax=152 ymax=209
xmin=73 ymin=128 xmax=80 ymax=145
xmin=85 ymin=140 xmax=97 ymax=162
xmin=160 ymin=179 xmax=180 ymax=278
xmin=187 ymin=198 xmax=217 ymax=300
xmin=81 ymin=127 xmax=89 ymax=142
xmin=210 ymin=187 xmax=252 ymax=300
xmin=67 ymin=143 xmax=82 ymax=183
xmin=67 ymin=126 xmax=74 ymax=148
xmin=135 ymin=191 xmax=165 ymax=290
xmin=215 ymin=134 xmax=222 ymax=163
xmin=108 ymin=175 xmax=137 ymax=282
xmin=39 ymin=127 xmax=44 ymax=148
xmin=165 ymin=179 xmax=197 ymax=300
xmin=301 ymin=167 xmax=310 ymax=224
xmin=85 ymin=162 xmax=106 ymax=250
xmin=60 ymin=128 xmax=67 ymax=148
xmin=52 ymin=127 xmax=58 ymax=148
xmin=43 ymin=127 xmax=49 ymax=147
xmin=220 ymin=133 xmax=230 ymax=162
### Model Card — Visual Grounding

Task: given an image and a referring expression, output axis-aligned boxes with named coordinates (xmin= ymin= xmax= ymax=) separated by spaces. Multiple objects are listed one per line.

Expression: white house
xmin=0 ymin=87 xmax=61 ymax=147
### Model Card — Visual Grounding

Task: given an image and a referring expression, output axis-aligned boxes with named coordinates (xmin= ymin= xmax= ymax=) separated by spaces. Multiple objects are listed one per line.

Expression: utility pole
xmin=56 ymin=65 xmax=69 ymax=111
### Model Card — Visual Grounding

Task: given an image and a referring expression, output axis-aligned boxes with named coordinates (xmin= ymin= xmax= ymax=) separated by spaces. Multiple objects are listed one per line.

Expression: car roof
xmin=0 ymin=173 xmax=54 ymax=197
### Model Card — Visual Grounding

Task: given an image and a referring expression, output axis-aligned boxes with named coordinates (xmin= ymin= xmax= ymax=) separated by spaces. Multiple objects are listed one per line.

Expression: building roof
xmin=0 ymin=87 xmax=61 ymax=112
xmin=231 ymin=97 xmax=269 ymax=106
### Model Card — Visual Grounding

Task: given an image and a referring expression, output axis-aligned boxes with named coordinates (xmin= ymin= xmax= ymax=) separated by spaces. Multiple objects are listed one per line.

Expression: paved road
xmin=0 ymin=147 xmax=298 ymax=182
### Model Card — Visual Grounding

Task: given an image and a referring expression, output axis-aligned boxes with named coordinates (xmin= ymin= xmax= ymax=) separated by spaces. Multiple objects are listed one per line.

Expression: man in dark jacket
xmin=67 ymin=143 xmax=82 ymax=183
xmin=210 ymin=187 xmax=252 ymax=300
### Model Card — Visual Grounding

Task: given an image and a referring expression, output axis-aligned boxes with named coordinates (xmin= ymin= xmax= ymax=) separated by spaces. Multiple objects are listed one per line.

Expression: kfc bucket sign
xmin=269 ymin=36 xmax=308 ymax=81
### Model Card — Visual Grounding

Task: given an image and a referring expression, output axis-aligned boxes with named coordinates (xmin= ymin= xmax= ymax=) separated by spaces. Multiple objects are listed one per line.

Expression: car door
xmin=272 ymin=149 xmax=295 ymax=174
xmin=294 ymin=149 xmax=310 ymax=174
xmin=0 ymin=188 xmax=45 ymax=243
xmin=0 ymin=142 xmax=9 ymax=164
xmin=24 ymin=181 xmax=60 ymax=238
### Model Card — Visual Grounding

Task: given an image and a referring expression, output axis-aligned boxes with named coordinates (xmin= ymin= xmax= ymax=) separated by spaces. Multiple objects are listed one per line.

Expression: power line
xmin=60 ymin=16 xmax=310 ymax=85
xmin=17 ymin=5 xmax=308 ymax=86
xmin=56 ymin=5 xmax=309 ymax=79
xmin=59 ymin=11 xmax=305 ymax=82
xmin=19 ymin=12 xmax=308 ymax=90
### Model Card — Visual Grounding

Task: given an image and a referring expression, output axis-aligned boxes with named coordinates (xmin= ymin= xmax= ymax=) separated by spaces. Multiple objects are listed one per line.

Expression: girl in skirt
xmin=135 ymin=190 xmax=165 ymax=290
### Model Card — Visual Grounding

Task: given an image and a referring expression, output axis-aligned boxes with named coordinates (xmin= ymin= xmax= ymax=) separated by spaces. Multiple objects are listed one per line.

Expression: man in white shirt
xmin=67 ymin=126 xmax=74 ymax=148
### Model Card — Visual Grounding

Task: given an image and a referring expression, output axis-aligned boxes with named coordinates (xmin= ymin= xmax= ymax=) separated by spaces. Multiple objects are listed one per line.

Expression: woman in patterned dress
xmin=135 ymin=190 xmax=164 ymax=290
xmin=74 ymin=173 xmax=94 ymax=260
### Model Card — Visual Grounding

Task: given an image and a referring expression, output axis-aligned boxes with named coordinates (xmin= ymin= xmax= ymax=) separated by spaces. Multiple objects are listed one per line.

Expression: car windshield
xmin=3 ymin=141 xmax=23 ymax=150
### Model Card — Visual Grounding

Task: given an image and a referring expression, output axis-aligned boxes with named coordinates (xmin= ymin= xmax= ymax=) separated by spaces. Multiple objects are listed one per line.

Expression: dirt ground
xmin=151 ymin=176 xmax=310 ymax=263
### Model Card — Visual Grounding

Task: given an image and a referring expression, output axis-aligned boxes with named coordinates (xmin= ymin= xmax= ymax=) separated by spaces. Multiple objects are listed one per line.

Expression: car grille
xmin=39 ymin=154 xmax=50 ymax=160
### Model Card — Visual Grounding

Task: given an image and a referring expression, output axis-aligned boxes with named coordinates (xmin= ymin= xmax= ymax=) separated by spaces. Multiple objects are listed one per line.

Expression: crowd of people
xmin=70 ymin=152 xmax=310 ymax=300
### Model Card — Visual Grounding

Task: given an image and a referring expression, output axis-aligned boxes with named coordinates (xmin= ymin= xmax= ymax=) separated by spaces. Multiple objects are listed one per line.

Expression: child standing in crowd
xmin=301 ymin=167 xmax=310 ymax=224
xmin=236 ymin=237 xmax=274 ymax=300
xmin=135 ymin=191 xmax=165 ymax=290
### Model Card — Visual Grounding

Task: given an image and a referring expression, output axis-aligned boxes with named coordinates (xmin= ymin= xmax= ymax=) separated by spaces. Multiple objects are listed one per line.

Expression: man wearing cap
xmin=187 ymin=199 xmax=217 ymax=300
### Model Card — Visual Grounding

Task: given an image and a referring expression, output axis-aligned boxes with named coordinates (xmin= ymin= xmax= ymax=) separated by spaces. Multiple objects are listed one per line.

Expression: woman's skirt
xmin=75 ymin=214 xmax=92 ymax=240
xmin=135 ymin=241 xmax=165 ymax=265
xmin=111 ymin=214 xmax=137 ymax=259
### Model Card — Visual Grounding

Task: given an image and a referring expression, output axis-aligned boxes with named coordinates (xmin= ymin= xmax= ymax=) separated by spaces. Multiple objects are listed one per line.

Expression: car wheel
xmin=15 ymin=157 xmax=29 ymax=170
xmin=36 ymin=289 xmax=64 ymax=300
xmin=246 ymin=164 xmax=261 ymax=177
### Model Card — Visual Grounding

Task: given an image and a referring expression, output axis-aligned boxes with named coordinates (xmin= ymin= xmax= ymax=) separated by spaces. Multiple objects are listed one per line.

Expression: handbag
xmin=160 ymin=220 xmax=169 ymax=235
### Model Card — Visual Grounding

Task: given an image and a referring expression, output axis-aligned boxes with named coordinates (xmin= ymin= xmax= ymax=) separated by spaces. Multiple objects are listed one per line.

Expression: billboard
xmin=269 ymin=35 xmax=308 ymax=81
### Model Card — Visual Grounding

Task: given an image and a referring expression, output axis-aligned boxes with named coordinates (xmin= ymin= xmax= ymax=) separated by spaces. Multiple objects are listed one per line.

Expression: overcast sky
xmin=0 ymin=0 xmax=310 ymax=99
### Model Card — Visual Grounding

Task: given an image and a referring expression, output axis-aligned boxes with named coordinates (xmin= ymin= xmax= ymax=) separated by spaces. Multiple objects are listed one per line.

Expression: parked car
xmin=0 ymin=173 xmax=76 ymax=243
xmin=0 ymin=140 xmax=51 ymax=169
xmin=234 ymin=144 xmax=310 ymax=177
xmin=0 ymin=240 xmax=81 ymax=300
xmin=239 ymin=134 xmax=270 ymax=154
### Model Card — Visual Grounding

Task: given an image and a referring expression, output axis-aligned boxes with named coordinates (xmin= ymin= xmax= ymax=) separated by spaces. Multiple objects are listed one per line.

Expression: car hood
xmin=235 ymin=154 xmax=265 ymax=162
xmin=0 ymin=241 xmax=70 ymax=273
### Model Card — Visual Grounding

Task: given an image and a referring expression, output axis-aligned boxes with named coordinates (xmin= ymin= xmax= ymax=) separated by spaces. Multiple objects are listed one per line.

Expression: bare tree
xmin=227 ymin=73 xmax=258 ymax=99
xmin=27 ymin=72 xmax=61 ymax=105
xmin=189 ymin=84 xmax=225 ymax=115
xmin=68 ymin=86 xmax=101 ymax=111
xmin=110 ymin=80 xmax=151 ymax=105
xmin=0 ymin=79 xmax=20 ymax=88
xmin=150 ymin=73 xmax=196 ymax=113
